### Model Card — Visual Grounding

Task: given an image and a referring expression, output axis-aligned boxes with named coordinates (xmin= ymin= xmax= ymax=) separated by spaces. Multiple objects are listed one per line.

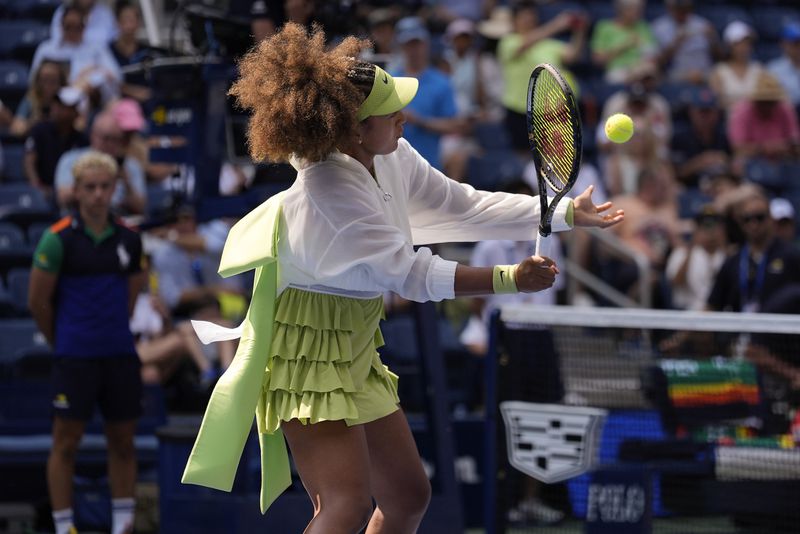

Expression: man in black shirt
xmin=707 ymin=189 xmax=800 ymax=312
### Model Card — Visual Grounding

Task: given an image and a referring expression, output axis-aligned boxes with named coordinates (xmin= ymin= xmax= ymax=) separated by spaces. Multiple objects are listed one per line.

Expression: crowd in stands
xmin=0 ymin=0 xmax=798 ymax=405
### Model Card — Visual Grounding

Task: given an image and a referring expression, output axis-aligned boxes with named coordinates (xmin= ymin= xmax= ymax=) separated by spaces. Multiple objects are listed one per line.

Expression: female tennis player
xmin=183 ymin=23 xmax=623 ymax=533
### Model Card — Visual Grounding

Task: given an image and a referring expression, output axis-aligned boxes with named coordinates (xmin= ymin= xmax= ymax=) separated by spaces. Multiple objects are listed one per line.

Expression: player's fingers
xmin=594 ymin=201 xmax=613 ymax=213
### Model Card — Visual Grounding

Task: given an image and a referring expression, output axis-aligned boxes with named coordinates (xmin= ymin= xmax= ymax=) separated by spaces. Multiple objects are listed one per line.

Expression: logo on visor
xmin=383 ymin=73 xmax=388 ymax=84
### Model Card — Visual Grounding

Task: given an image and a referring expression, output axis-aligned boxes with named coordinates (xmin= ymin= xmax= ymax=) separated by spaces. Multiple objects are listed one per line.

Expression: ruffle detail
xmin=259 ymin=287 xmax=396 ymax=434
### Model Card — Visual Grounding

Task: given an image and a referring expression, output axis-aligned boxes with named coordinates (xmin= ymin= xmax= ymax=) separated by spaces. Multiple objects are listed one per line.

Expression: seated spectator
xmin=55 ymin=111 xmax=147 ymax=217
xmin=671 ymin=86 xmax=730 ymax=188
xmin=148 ymin=204 xmax=247 ymax=321
xmin=727 ymin=72 xmax=800 ymax=174
xmin=498 ymin=1 xmax=588 ymax=154
xmin=665 ymin=204 xmax=727 ymax=310
xmin=767 ymin=21 xmax=800 ymax=108
xmin=770 ymin=197 xmax=797 ymax=247
xmin=597 ymin=63 xmax=672 ymax=196
xmin=110 ymin=0 xmax=158 ymax=102
xmin=50 ymin=0 xmax=118 ymax=45
xmin=9 ymin=60 xmax=68 ymax=138
xmin=390 ymin=17 xmax=463 ymax=171
xmin=24 ymin=87 xmax=89 ymax=200
xmin=606 ymin=163 xmax=682 ymax=306
xmin=709 ymin=21 xmax=763 ymax=111
xmin=361 ymin=8 xmax=399 ymax=69
xmin=590 ymin=0 xmax=657 ymax=84
xmin=707 ymin=188 xmax=800 ymax=312
xmin=652 ymin=0 xmax=720 ymax=84
xmin=31 ymin=4 xmax=122 ymax=111
xmin=110 ymin=98 xmax=175 ymax=184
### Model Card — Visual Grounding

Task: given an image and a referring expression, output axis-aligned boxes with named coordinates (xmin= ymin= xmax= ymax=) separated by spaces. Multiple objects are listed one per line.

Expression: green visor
xmin=356 ymin=65 xmax=419 ymax=121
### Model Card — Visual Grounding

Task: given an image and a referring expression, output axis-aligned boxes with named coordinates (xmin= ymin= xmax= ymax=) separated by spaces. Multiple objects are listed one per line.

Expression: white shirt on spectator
xmin=768 ymin=56 xmax=800 ymax=106
xmin=666 ymin=245 xmax=726 ymax=310
xmin=50 ymin=2 xmax=118 ymax=45
xmin=652 ymin=13 xmax=715 ymax=82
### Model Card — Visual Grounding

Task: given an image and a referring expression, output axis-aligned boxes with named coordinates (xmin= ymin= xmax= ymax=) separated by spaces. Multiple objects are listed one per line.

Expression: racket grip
xmin=535 ymin=233 xmax=550 ymax=258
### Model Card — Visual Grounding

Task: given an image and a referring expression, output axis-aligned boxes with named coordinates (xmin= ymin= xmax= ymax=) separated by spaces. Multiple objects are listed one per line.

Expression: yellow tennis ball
xmin=604 ymin=113 xmax=634 ymax=143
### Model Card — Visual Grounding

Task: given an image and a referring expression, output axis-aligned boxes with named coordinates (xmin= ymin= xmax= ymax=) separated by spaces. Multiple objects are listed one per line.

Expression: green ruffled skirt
xmin=259 ymin=287 xmax=400 ymax=433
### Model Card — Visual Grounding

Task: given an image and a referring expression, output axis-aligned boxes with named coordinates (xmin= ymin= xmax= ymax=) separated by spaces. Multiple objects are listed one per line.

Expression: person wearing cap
xmin=651 ymin=0 xmax=721 ymax=84
xmin=590 ymin=0 xmax=657 ymax=84
xmin=666 ymin=204 xmax=727 ymax=310
xmin=23 ymin=86 xmax=89 ymax=200
xmin=767 ymin=21 xmax=800 ymax=107
xmin=728 ymin=72 xmax=800 ymax=172
xmin=770 ymin=197 xmax=797 ymax=246
xmin=499 ymin=1 xmax=587 ymax=153
xmin=671 ymin=85 xmax=730 ymax=188
xmin=180 ymin=23 xmax=624 ymax=530
xmin=709 ymin=20 xmax=764 ymax=110
xmin=389 ymin=16 xmax=463 ymax=171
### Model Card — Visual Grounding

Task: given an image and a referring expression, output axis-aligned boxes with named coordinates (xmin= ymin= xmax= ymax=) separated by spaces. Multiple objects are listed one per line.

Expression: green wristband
xmin=493 ymin=264 xmax=518 ymax=294
xmin=566 ymin=200 xmax=574 ymax=227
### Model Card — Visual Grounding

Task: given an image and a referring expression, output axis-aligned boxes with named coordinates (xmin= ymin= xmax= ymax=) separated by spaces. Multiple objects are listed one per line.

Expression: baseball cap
xmin=770 ymin=198 xmax=796 ymax=221
xmin=687 ymin=86 xmax=717 ymax=108
xmin=782 ymin=21 xmax=800 ymax=42
xmin=356 ymin=65 xmax=418 ymax=121
xmin=445 ymin=19 xmax=475 ymax=40
xmin=56 ymin=86 xmax=83 ymax=107
xmin=723 ymin=21 xmax=754 ymax=44
xmin=395 ymin=17 xmax=430 ymax=44
xmin=112 ymin=98 xmax=145 ymax=132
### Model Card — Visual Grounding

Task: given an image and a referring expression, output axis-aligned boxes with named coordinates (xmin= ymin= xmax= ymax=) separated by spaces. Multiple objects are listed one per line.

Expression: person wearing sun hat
xmin=182 ymin=22 xmax=623 ymax=531
xmin=728 ymin=71 xmax=800 ymax=171
xmin=709 ymin=20 xmax=763 ymax=110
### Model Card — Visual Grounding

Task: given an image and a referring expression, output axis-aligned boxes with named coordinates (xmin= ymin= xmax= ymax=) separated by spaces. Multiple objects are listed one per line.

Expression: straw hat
xmin=478 ymin=6 xmax=512 ymax=39
xmin=751 ymin=73 xmax=786 ymax=102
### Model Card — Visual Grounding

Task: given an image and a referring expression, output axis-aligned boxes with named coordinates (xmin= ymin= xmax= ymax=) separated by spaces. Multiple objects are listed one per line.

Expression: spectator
xmin=498 ymin=1 xmax=587 ymax=153
xmin=727 ymin=72 xmax=800 ymax=174
xmin=50 ymin=0 xmax=118 ymax=45
xmin=770 ymin=197 xmax=797 ymax=246
xmin=361 ymin=8 xmax=399 ymax=69
xmin=709 ymin=21 xmax=763 ymax=111
xmin=707 ymin=188 xmax=800 ymax=312
xmin=390 ymin=17 xmax=462 ymax=171
xmin=55 ymin=111 xmax=147 ymax=217
xmin=767 ymin=21 xmax=800 ymax=108
xmin=597 ymin=63 xmax=672 ymax=196
xmin=590 ymin=0 xmax=657 ymax=84
xmin=24 ymin=87 xmax=89 ymax=200
xmin=27 ymin=151 xmax=145 ymax=534
xmin=9 ymin=60 xmax=68 ymax=138
xmin=607 ymin=163 xmax=682 ymax=306
xmin=110 ymin=0 xmax=158 ymax=102
xmin=671 ymin=85 xmax=730 ymax=188
xmin=665 ymin=204 xmax=727 ymax=310
xmin=651 ymin=0 xmax=720 ymax=84
xmin=148 ymin=204 xmax=246 ymax=321
xmin=31 ymin=4 xmax=122 ymax=107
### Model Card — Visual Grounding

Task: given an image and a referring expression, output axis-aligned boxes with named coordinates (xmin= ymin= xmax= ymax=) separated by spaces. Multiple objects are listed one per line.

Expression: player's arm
xmin=454 ymin=257 xmax=558 ymax=297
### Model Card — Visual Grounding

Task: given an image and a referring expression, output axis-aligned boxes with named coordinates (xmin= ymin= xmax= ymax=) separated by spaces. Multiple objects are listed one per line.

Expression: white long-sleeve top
xmin=278 ymin=139 xmax=573 ymax=303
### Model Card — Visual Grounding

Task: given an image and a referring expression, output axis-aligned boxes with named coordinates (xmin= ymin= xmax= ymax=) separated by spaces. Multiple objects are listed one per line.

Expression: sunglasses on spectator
xmin=739 ymin=212 xmax=768 ymax=224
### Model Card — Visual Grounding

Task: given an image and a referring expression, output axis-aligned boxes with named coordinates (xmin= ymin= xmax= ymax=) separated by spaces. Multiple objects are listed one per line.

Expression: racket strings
xmin=529 ymin=72 xmax=577 ymax=192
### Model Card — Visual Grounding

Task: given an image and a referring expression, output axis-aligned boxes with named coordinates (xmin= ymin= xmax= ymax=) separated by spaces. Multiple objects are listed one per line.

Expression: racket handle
xmin=535 ymin=233 xmax=550 ymax=258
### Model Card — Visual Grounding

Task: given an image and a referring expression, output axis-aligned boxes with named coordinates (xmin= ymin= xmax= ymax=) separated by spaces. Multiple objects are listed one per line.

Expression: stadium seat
xmin=2 ymin=142 xmax=26 ymax=183
xmin=585 ymin=1 xmax=616 ymax=24
xmin=0 ymin=60 xmax=28 ymax=105
xmin=754 ymin=41 xmax=783 ymax=63
xmin=5 ymin=0 xmax=60 ymax=22
xmin=537 ymin=1 xmax=584 ymax=24
xmin=0 ymin=318 xmax=45 ymax=364
xmin=6 ymin=267 xmax=29 ymax=315
xmin=466 ymin=150 xmax=526 ymax=191
xmin=0 ymin=222 xmax=25 ymax=249
xmin=0 ymin=20 xmax=49 ymax=63
xmin=26 ymin=221 xmax=49 ymax=247
xmin=473 ymin=121 xmax=511 ymax=151
xmin=0 ymin=183 xmax=48 ymax=210
xmin=751 ymin=7 xmax=800 ymax=42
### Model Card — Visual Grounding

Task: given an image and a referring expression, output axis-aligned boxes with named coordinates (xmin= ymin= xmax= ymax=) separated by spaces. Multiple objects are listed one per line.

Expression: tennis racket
xmin=526 ymin=63 xmax=582 ymax=258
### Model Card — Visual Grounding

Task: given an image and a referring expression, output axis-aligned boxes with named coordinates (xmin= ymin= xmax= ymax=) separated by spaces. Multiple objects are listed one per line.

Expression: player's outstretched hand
xmin=516 ymin=255 xmax=559 ymax=292
xmin=572 ymin=185 xmax=625 ymax=229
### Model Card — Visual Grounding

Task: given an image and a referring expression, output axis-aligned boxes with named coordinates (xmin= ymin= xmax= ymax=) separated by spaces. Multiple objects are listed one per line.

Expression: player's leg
xmin=363 ymin=409 xmax=431 ymax=534
xmin=281 ymin=419 xmax=374 ymax=534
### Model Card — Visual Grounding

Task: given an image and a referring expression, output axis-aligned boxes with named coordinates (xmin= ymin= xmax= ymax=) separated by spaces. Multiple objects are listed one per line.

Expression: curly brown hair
xmin=229 ymin=23 xmax=375 ymax=163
